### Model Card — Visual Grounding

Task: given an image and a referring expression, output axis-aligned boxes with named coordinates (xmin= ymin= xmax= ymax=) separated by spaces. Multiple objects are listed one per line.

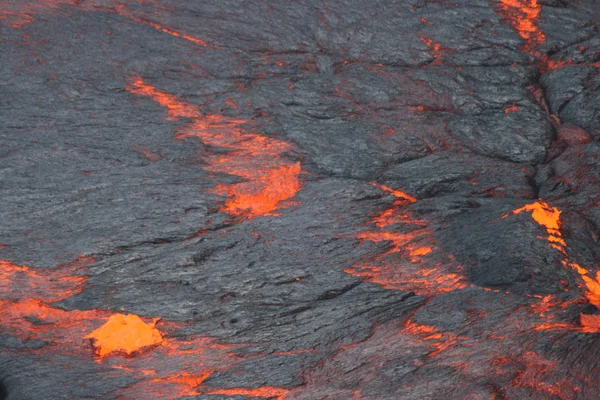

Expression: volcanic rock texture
xmin=1 ymin=0 xmax=600 ymax=399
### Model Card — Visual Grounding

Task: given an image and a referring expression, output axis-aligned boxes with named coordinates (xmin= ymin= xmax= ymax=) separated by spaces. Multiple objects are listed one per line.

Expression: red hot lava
xmin=496 ymin=0 xmax=545 ymax=55
xmin=126 ymin=76 xmax=303 ymax=219
xmin=344 ymin=184 xmax=466 ymax=296
xmin=502 ymin=200 xmax=600 ymax=332
xmin=0 ymin=257 xmax=290 ymax=399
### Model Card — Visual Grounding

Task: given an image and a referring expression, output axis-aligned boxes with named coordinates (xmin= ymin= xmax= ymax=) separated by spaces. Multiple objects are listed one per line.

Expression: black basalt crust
xmin=2 ymin=0 xmax=600 ymax=399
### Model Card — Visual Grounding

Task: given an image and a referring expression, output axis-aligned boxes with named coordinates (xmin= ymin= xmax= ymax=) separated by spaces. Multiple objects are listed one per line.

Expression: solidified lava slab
xmin=2 ymin=0 xmax=600 ymax=399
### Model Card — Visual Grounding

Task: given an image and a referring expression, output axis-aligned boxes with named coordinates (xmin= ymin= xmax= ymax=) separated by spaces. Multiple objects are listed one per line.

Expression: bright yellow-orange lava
xmin=126 ymin=76 xmax=303 ymax=218
xmin=213 ymin=163 xmax=303 ymax=217
xmin=497 ymin=0 xmax=545 ymax=54
xmin=504 ymin=201 xmax=566 ymax=252
xmin=85 ymin=314 xmax=163 ymax=357
xmin=509 ymin=201 xmax=561 ymax=230
xmin=410 ymin=246 xmax=432 ymax=257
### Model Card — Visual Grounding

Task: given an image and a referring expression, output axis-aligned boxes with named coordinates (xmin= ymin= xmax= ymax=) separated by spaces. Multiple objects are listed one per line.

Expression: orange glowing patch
xmin=345 ymin=185 xmax=465 ymax=295
xmin=346 ymin=262 xmax=466 ymax=296
xmin=504 ymin=202 xmax=600 ymax=331
xmin=509 ymin=201 xmax=561 ymax=230
xmin=205 ymin=387 xmax=290 ymax=399
xmin=375 ymin=184 xmax=417 ymax=203
xmin=0 ymin=257 xmax=121 ymax=349
xmin=580 ymin=314 xmax=600 ymax=332
xmin=214 ymin=163 xmax=303 ymax=218
xmin=402 ymin=320 xmax=458 ymax=355
xmin=136 ymin=370 xmax=215 ymax=398
xmin=0 ymin=259 xmax=87 ymax=302
xmin=127 ymin=77 xmax=200 ymax=120
xmin=132 ymin=17 xmax=208 ymax=46
xmin=419 ymin=35 xmax=443 ymax=65
xmin=356 ymin=230 xmax=424 ymax=253
xmin=86 ymin=314 xmax=163 ymax=357
xmin=0 ymin=257 xmax=271 ymax=399
xmin=410 ymin=246 xmax=432 ymax=257
xmin=504 ymin=201 xmax=565 ymax=251
xmin=126 ymin=76 xmax=303 ymax=219
xmin=497 ymin=0 xmax=545 ymax=54
xmin=581 ymin=272 xmax=600 ymax=308
xmin=504 ymin=105 xmax=520 ymax=114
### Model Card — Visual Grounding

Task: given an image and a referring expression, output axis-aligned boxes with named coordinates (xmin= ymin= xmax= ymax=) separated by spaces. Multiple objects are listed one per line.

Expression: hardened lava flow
xmin=2 ymin=0 xmax=600 ymax=399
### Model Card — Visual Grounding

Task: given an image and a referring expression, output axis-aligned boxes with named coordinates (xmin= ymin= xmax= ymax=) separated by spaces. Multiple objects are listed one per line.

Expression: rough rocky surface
xmin=1 ymin=0 xmax=600 ymax=399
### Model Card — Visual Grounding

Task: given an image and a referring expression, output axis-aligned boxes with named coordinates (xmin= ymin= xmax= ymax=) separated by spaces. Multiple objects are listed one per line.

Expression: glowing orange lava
xmin=0 ymin=258 xmax=167 ymax=354
xmin=376 ymin=184 xmax=417 ymax=203
xmin=0 ymin=257 xmax=112 ymax=347
xmin=1 ymin=257 xmax=288 ymax=398
xmin=504 ymin=201 xmax=600 ymax=332
xmin=205 ymin=387 xmax=290 ymax=399
xmin=410 ymin=246 xmax=432 ymax=257
xmin=127 ymin=16 xmax=208 ymax=47
xmin=85 ymin=314 xmax=163 ymax=357
xmin=503 ymin=201 xmax=566 ymax=253
xmin=403 ymin=320 xmax=458 ymax=356
xmin=345 ymin=184 xmax=466 ymax=295
xmin=0 ymin=258 xmax=89 ymax=302
xmin=497 ymin=0 xmax=545 ymax=54
xmin=126 ymin=76 xmax=303 ymax=219
xmin=419 ymin=35 xmax=443 ymax=65
xmin=127 ymin=76 xmax=200 ymax=119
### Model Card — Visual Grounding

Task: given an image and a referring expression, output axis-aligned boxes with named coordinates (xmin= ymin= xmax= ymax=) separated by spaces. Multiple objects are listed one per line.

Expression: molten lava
xmin=0 ymin=257 xmax=111 ymax=347
xmin=85 ymin=314 xmax=163 ymax=357
xmin=504 ymin=200 xmax=566 ymax=252
xmin=504 ymin=200 xmax=600 ymax=332
xmin=345 ymin=184 xmax=466 ymax=295
xmin=0 ymin=258 xmax=88 ymax=302
xmin=205 ymin=387 xmax=290 ymax=399
xmin=497 ymin=0 xmax=545 ymax=54
xmin=0 ymin=256 xmax=290 ymax=399
xmin=419 ymin=35 xmax=443 ymax=65
xmin=126 ymin=76 xmax=303 ymax=219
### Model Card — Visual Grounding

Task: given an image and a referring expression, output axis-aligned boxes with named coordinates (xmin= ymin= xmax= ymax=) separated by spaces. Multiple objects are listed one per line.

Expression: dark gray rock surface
xmin=2 ymin=0 xmax=600 ymax=399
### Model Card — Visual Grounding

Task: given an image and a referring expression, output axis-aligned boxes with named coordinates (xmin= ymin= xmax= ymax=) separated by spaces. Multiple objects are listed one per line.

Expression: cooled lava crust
xmin=2 ymin=0 xmax=600 ymax=399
